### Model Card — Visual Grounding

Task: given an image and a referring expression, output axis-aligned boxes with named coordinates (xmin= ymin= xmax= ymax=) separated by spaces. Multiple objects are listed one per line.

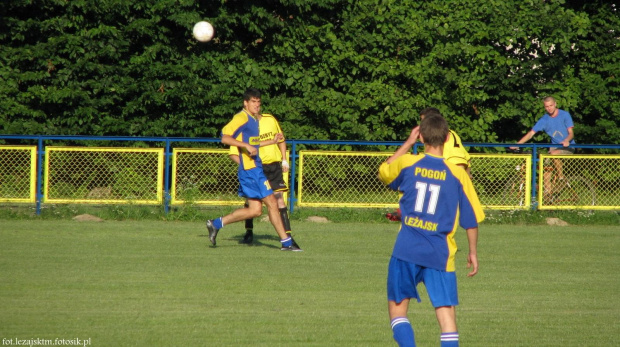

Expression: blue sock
xmin=390 ymin=317 xmax=415 ymax=347
xmin=280 ymin=237 xmax=292 ymax=247
xmin=212 ymin=217 xmax=223 ymax=230
xmin=440 ymin=332 xmax=459 ymax=347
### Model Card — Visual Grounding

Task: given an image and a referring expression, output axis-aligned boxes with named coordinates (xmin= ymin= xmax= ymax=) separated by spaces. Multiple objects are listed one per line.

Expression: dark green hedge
xmin=1 ymin=0 xmax=618 ymax=145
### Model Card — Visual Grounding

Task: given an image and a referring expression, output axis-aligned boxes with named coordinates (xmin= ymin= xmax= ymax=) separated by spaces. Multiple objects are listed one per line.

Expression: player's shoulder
xmin=398 ymin=153 xmax=425 ymax=167
xmin=261 ymin=113 xmax=279 ymax=121
xmin=232 ymin=110 xmax=250 ymax=120
xmin=448 ymin=129 xmax=463 ymax=139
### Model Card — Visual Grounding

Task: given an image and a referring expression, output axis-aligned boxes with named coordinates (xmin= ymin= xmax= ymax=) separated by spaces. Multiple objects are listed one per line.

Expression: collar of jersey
xmin=425 ymin=153 xmax=444 ymax=160
xmin=242 ymin=109 xmax=259 ymax=120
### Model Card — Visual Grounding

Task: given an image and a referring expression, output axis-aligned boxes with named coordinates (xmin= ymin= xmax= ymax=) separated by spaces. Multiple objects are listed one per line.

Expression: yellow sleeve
xmin=222 ymin=112 xmax=248 ymax=137
xmin=446 ymin=162 xmax=485 ymax=223
xmin=378 ymin=154 xmax=422 ymax=186
xmin=444 ymin=130 xmax=471 ymax=167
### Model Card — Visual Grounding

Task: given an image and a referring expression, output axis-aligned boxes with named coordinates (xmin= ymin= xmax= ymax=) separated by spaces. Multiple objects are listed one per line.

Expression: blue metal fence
xmin=1 ymin=135 xmax=619 ymax=214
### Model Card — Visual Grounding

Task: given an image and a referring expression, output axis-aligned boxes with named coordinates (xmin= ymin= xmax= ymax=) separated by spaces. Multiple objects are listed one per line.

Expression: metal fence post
xmin=289 ymin=141 xmax=297 ymax=213
xmin=164 ymin=139 xmax=171 ymax=214
xmin=36 ymin=137 xmax=44 ymax=215
xmin=531 ymin=146 xmax=538 ymax=210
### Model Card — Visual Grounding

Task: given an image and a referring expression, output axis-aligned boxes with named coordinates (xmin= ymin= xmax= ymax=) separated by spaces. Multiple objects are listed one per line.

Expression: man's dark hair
xmin=419 ymin=107 xmax=442 ymax=118
xmin=243 ymin=88 xmax=262 ymax=101
xmin=419 ymin=114 xmax=449 ymax=147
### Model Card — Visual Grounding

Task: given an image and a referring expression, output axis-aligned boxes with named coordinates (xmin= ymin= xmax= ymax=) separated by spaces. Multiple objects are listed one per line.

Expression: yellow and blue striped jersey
xmin=222 ymin=110 xmax=261 ymax=170
xmin=228 ymin=114 xmax=284 ymax=165
xmin=379 ymin=153 xmax=484 ymax=272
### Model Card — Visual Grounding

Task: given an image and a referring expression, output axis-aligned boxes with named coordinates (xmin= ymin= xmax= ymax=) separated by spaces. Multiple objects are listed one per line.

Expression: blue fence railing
xmin=1 ymin=135 xmax=619 ymax=214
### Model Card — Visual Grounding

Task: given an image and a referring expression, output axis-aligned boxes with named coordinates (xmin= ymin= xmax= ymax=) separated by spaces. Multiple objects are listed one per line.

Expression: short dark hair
xmin=419 ymin=107 xmax=441 ymax=118
xmin=419 ymin=114 xmax=449 ymax=147
xmin=243 ymin=88 xmax=261 ymax=101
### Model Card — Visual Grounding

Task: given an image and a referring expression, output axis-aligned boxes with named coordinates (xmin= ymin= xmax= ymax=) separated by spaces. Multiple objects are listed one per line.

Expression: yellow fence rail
xmin=0 ymin=146 xmax=37 ymax=203
xmin=44 ymin=146 xmax=164 ymax=204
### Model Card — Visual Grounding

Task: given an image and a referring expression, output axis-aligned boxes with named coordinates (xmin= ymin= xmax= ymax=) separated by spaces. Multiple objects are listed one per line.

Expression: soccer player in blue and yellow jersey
xmin=385 ymin=108 xmax=472 ymax=222
xmin=206 ymin=88 xmax=301 ymax=251
xmin=379 ymin=113 xmax=485 ymax=347
xmin=229 ymin=112 xmax=298 ymax=247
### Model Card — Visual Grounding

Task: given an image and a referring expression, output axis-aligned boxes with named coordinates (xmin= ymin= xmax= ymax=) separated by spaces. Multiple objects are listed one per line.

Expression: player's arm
xmin=259 ymin=133 xmax=283 ymax=147
xmin=466 ymin=227 xmax=479 ymax=277
xmin=222 ymin=134 xmax=257 ymax=156
xmin=510 ymin=130 xmax=536 ymax=150
xmin=278 ymin=139 xmax=289 ymax=172
xmin=387 ymin=126 xmax=420 ymax=164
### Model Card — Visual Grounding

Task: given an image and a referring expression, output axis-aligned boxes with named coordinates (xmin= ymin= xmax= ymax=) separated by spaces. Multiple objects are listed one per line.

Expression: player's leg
xmin=206 ymin=199 xmax=262 ymax=246
xmin=435 ymin=306 xmax=459 ymax=347
xmin=273 ymin=192 xmax=291 ymax=231
xmin=240 ymin=199 xmax=254 ymax=244
xmin=273 ymin=191 xmax=299 ymax=248
xmin=389 ymin=300 xmax=415 ymax=347
xmin=264 ymin=162 xmax=300 ymax=249
xmin=206 ymin=168 xmax=268 ymax=246
xmin=424 ymin=269 xmax=459 ymax=347
xmin=222 ymin=199 xmax=262 ymax=225
xmin=262 ymin=193 xmax=299 ymax=250
xmin=387 ymin=257 xmax=422 ymax=347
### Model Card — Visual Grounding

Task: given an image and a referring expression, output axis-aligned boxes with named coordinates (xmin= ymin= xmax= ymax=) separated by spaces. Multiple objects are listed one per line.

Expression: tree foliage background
xmin=1 ymin=0 xmax=618 ymax=145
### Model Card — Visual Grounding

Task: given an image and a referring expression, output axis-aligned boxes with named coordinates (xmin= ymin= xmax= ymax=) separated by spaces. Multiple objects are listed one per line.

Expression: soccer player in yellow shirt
xmin=206 ymin=88 xmax=301 ymax=251
xmin=229 ymin=112 xmax=298 ymax=247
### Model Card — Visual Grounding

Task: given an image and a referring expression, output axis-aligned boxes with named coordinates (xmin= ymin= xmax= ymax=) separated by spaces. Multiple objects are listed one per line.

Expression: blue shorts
xmin=237 ymin=167 xmax=273 ymax=200
xmin=387 ymin=256 xmax=458 ymax=307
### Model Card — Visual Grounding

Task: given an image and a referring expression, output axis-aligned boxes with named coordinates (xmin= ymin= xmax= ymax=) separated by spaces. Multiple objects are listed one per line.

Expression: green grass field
xmin=1 ymin=220 xmax=618 ymax=346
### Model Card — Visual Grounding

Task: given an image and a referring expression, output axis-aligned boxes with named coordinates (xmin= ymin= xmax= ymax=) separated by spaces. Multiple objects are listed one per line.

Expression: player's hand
xmin=281 ymin=159 xmax=289 ymax=172
xmin=509 ymin=146 xmax=518 ymax=151
xmin=466 ymin=253 xmax=478 ymax=277
xmin=273 ymin=133 xmax=284 ymax=143
xmin=562 ymin=140 xmax=570 ymax=147
xmin=406 ymin=126 xmax=420 ymax=145
xmin=245 ymin=144 xmax=257 ymax=157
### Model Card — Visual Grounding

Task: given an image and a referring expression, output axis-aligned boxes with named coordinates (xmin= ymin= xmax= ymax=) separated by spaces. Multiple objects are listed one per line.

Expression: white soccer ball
xmin=193 ymin=21 xmax=214 ymax=42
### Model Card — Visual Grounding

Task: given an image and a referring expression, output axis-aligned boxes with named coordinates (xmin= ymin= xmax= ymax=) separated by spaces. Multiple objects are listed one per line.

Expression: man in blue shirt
xmin=511 ymin=96 xmax=576 ymax=202
xmin=379 ymin=112 xmax=485 ymax=347
xmin=511 ymin=96 xmax=575 ymax=154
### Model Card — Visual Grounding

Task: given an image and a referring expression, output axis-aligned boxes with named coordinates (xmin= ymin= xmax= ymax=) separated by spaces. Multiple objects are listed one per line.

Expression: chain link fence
xmin=537 ymin=154 xmax=620 ymax=210
xmin=171 ymin=149 xmax=240 ymax=205
xmin=44 ymin=147 xmax=164 ymax=204
xmin=1 ymin=136 xmax=619 ymax=212
xmin=0 ymin=146 xmax=37 ymax=203
xmin=297 ymin=151 xmax=398 ymax=207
